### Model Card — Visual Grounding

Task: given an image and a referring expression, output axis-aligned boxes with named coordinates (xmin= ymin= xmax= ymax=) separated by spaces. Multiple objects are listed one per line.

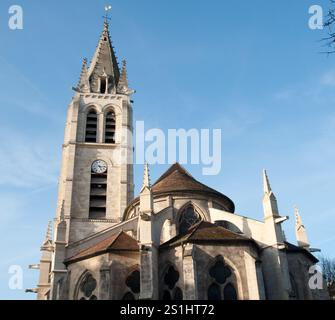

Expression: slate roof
xmin=65 ymin=231 xmax=139 ymax=265
xmin=283 ymin=241 xmax=318 ymax=263
xmin=160 ymin=221 xmax=258 ymax=250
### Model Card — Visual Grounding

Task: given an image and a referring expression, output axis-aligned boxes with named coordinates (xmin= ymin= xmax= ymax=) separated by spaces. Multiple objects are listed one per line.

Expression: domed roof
xmin=152 ymin=163 xmax=235 ymax=213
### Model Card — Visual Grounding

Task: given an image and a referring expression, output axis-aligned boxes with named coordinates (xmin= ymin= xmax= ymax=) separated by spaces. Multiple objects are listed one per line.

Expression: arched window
xmin=77 ymin=273 xmax=98 ymax=300
xmin=100 ymin=77 xmax=107 ymax=94
xmin=207 ymin=256 xmax=238 ymax=301
xmin=123 ymin=269 xmax=140 ymax=300
xmin=209 ymin=258 xmax=232 ymax=284
xmin=178 ymin=205 xmax=201 ymax=235
xmin=161 ymin=265 xmax=183 ymax=300
xmin=126 ymin=270 xmax=140 ymax=294
xmin=85 ymin=110 xmax=98 ymax=143
xmin=89 ymin=160 xmax=108 ymax=219
xmin=104 ymin=111 xmax=116 ymax=144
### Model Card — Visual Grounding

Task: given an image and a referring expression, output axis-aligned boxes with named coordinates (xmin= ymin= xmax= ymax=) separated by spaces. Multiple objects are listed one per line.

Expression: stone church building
xmin=30 ymin=19 xmax=328 ymax=300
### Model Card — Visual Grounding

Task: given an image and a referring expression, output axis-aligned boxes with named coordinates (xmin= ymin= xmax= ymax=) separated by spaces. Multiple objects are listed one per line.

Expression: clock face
xmin=92 ymin=160 xmax=107 ymax=174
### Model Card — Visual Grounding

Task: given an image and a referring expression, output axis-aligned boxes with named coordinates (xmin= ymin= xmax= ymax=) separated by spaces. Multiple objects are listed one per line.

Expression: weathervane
xmin=103 ymin=5 xmax=112 ymax=24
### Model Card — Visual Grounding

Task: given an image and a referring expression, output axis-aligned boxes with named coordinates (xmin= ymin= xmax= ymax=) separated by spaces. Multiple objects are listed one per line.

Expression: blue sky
xmin=0 ymin=0 xmax=334 ymax=299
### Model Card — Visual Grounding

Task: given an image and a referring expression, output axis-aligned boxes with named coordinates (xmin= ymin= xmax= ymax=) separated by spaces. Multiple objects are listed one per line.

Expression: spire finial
xmin=75 ymin=58 xmax=90 ymax=93
xmin=294 ymin=207 xmax=310 ymax=249
xmin=45 ymin=221 xmax=52 ymax=242
xmin=295 ymin=207 xmax=303 ymax=227
xmin=263 ymin=169 xmax=272 ymax=194
xmin=142 ymin=162 xmax=151 ymax=191
xmin=103 ymin=5 xmax=112 ymax=26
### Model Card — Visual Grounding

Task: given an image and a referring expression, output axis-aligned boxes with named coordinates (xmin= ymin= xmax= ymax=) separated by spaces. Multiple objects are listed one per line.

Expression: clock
xmin=92 ymin=160 xmax=107 ymax=174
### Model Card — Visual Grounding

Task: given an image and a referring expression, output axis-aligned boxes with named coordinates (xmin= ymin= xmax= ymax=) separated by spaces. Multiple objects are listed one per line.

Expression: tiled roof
xmin=152 ymin=163 xmax=235 ymax=212
xmin=65 ymin=231 xmax=139 ymax=265
xmin=160 ymin=221 xmax=257 ymax=249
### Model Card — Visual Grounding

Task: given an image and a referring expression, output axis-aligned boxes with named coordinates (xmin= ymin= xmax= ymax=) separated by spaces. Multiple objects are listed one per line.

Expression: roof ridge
xmin=153 ymin=163 xmax=193 ymax=186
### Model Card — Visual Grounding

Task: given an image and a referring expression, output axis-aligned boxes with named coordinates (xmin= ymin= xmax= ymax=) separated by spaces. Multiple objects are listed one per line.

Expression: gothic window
xmin=123 ymin=270 xmax=140 ymax=300
xmin=178 ymin=205 xmax=201 ymax=235
xmin=104 ymin=111 xmax=116 ymax=144
xmin=126 ymin=270 xmax=140 ymax=294
xmin=209 ymin=258 xmax=232 ymax=284
xmin=77 ymin=273 xmax=98 ymax=300
xmin=161 ymin=265 xmax=183 ymax=300
xmin=207 ymin=256 xmax=238 ymax=301
xmin=89 ymin=160 xmax=108 ymax=219
xmin=85 ymin=110 xmax=98 ymax=143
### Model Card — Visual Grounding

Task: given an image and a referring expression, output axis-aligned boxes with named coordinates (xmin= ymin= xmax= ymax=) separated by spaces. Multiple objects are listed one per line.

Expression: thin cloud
xmin=0 ymin=127 xmax=59 ymax=189
xmin=0 ymin=56 xmax=61 ymax=121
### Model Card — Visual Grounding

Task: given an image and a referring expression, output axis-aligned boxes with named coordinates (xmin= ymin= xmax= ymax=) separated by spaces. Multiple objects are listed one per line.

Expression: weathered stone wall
xmin=66 ymin=251 xmax=139 ymax=300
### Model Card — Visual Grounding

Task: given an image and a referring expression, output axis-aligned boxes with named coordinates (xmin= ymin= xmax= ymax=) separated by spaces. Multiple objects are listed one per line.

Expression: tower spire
xmin=87 ymin=14 xmax=120 ymax=94
xmin=262 ymin=169 xmax=279 ymax=218
xmin=45 ymin=221 xmax=52 ymax=242
xmin=41 ymin=221 xmax=53 ymax=249
xmin=295 ymin=207 xmax=310 ymax=249
xmin=141 ymin=162 xmax=151 ymax=192
xmin=75 ymin=58 xmax=90 ymax=93
xmin=263 ymin=169 xmax=272 ymax=194
xmin=117 ymin=60 xmax=128 ymax=91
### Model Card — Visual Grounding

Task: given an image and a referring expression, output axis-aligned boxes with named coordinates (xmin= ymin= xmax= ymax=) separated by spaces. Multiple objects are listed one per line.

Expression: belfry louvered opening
xmin=89 ymin=169 xmax=107 ymax=219
xmin=85 ymin=110 xmax=98 ymax=143
xmin=105 ymin=111 xmax=116 ymax=143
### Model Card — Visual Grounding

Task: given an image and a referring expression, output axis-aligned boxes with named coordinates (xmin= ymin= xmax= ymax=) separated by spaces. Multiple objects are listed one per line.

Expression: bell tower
xmin=55 ymin=20 xmax=135 ymax=245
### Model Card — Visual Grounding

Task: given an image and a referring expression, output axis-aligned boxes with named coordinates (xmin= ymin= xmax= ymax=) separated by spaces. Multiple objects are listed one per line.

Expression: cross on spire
xmin=103 ymin=5 xmax=112 ymax=25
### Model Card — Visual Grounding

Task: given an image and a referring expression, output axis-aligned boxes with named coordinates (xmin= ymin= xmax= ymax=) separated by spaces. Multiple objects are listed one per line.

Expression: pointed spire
xmin=140 ymin=163 xmax=153 ymax=214
xmin=76 ymin=58 xmax=90 ymax=93
xmin=295 ymin=207 xmax=302 ymax=226
xmin=262 ymin=169 xmax=279 ymax=218
xmin=41 ymin=221 xmax=53 ymax=249
xmin=45 ymin=221 xmax=52 ymax=242
xmin=88 ymin=22 xmax=120 ymax=94
xmin=141 ymin=162 xmax=151 ymax=192
xmin=117 ymin=60 xmax=129 ymax=92
xmin=263 ymin=169 xmax=272 ymax=194
xmin=295 ymin=207 xmax=310 ymax=249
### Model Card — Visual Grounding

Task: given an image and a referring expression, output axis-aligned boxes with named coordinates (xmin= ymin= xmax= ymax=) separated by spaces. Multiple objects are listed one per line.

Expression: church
xmin=30 ymin=18 xmax=328 ymax=301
